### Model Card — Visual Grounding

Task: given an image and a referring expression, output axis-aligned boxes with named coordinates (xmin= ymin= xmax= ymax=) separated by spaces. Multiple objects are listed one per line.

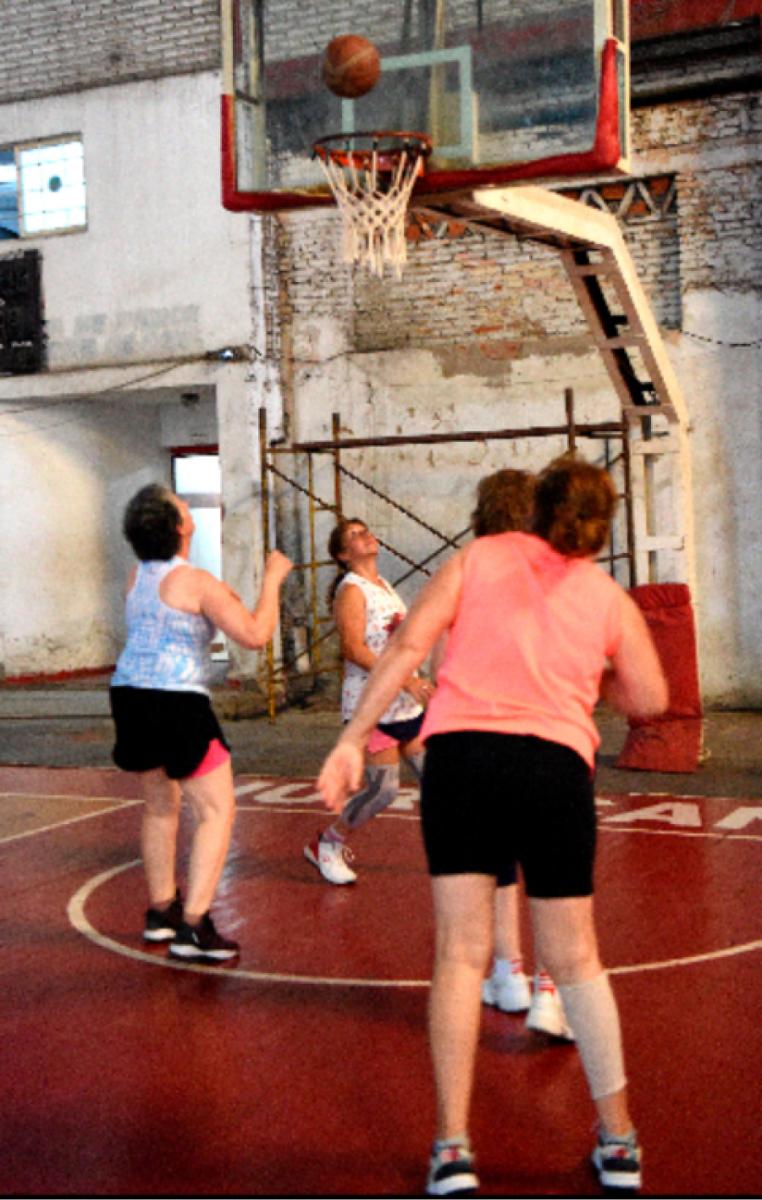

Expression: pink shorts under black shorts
xmin=186 ymin=737 xmax=231 ymax=778
xmin=367 ymin=711 xmax=425 ymax=754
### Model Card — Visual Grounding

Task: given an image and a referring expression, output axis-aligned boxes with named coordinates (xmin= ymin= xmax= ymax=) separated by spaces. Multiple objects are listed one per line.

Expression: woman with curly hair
xmin=318 ymin=454 xmax=666 ymax=1196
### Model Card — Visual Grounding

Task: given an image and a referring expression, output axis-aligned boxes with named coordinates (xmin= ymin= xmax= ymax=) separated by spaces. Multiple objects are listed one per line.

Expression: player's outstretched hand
xmin=404 ymin=676 xmax=435 ymax=706
xmin=318 ymin=742 xmax=364 ymax=812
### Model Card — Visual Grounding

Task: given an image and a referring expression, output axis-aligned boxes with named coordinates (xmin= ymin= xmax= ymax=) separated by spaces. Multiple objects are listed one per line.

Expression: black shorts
xmin=421 ymin=731 xmax=596 ymax=899
xmin=377 ymin=712 xmax=425 ymax=743
xmin=110 ymin=686 xmax=230 ymax=781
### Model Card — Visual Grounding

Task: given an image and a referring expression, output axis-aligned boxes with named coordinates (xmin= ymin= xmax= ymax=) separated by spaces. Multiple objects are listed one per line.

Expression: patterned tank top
xmin=111 ymin=557 xmax=215 ymax=695
xmin=337 ymin=571 xmax=423 ymax=725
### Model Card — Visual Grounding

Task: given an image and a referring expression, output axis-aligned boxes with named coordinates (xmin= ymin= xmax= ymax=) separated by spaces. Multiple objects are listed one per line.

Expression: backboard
xmin=221 ymin=0 xmax=630 ymax=213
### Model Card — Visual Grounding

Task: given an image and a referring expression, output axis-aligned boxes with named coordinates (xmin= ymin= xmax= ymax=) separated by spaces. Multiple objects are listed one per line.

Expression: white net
xmin=314 ymin=134 xmax=431 ymax=280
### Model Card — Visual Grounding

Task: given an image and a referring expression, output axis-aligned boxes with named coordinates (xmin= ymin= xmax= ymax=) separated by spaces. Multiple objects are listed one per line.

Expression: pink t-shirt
xmin=421 ymin=532 xmax=624 ymax=769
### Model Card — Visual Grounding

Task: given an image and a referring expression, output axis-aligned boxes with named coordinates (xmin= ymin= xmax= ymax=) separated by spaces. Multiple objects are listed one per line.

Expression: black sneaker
xmin=591 ymin=1128 xmax=642 ymax=1193
xmin=143 ymin=890 xmax=183 ymax=942
xmin=168 ymin=912 xmax=240 ymax=963
xmin=426 ymin=1140 xmax=478 ymax=1197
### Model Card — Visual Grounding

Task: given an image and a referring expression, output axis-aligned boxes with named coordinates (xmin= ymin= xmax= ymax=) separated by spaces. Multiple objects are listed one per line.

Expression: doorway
xmin=171 ymin=448 xmax=227 ymax=661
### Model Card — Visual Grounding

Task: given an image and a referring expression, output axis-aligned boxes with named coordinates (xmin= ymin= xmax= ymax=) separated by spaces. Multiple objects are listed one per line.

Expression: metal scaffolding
xmin=258 ymin=388 xmax=635 ymax=719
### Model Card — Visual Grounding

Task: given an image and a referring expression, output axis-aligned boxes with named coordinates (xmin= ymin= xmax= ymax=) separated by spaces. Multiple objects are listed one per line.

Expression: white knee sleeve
xmin=558 ymin=972 xmax=627 ymax=1099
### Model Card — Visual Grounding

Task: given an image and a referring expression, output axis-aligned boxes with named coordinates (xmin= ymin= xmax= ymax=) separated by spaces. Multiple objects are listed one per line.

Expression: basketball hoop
xmin=313 ymin=131 xmax=432 ymax=280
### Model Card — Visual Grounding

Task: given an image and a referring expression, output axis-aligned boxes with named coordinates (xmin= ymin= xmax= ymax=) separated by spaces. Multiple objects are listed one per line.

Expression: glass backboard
xmin=221 ymin=0 xmax=630 ymax=212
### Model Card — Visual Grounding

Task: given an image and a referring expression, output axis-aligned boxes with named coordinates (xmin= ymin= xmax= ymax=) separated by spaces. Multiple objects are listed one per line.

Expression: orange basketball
xmin=322 ymin=34 xmax=381 ymax=99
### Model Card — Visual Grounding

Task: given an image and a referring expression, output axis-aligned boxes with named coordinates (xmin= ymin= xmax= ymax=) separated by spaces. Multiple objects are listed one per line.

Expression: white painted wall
xmin=287 ymin=317 xmax=762 ymax=706
xmin=672 ymin=290 xmax=762 ymax=706
xmin=0 ymin=71 xmax=250 ymax=366
xmin=0 ymin=72 xmax=260 ymax=678
xmin=287 ymin=335 xmax=628 ymax=612
xmin=0 ymin=400 xmax=165 ymax=676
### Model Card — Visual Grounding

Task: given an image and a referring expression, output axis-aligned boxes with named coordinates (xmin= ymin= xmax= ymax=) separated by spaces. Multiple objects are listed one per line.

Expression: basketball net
xmin=314 ymin=132 xmax=432 ymax=280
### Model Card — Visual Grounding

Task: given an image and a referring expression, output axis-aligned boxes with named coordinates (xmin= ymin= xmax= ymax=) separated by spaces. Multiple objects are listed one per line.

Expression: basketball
xmin=322 ymin=34 xmax=381 ymax=99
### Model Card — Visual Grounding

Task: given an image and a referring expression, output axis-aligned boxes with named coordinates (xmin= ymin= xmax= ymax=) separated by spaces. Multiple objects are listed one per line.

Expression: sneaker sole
xmin=143 ymin=928 xmax=177 ymax=943
xmin=303 ymin=843 xmax=356 ymax=885
xmin=526 ymin=1014 xmax=575 ymax=1040
xmin=425 ymin=1173 xmax=479 ymax=1197
xmin=591 ymin=1148 xmax=642 ymax=1191
xmin=168 ymin=945 xmax=239 ymax=962
xmin=482 ymin=981 xmax=530 ymax=1013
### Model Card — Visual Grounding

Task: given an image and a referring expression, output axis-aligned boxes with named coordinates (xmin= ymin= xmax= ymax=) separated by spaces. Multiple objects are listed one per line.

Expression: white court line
xmin=598 ymin=822 xmax=762 ymax=844
xmin=233 ymin=802 xmax=762 ymax=841
xmin=0 ymin=799 xmax=139 ymax=846
xmin=67 ymin=861 xmax=428 ymax=987
xmin=67 ymin=855 xmax=762 ymax=990
xmin=236 ymin=802 xmax=421 ymax=820
xmin=2 ymin=786 xmax=759 ymax=849
xmin=7 ymin=775 xmax=760 ymax=984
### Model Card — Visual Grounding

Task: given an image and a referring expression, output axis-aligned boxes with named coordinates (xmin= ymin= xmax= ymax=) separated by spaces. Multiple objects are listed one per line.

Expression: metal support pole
xmin=259 ymin=407 xmax=277 ymax=721
xmin=621 ymin=421 xmax=637 ymax=588
xmin=332 ymin=411 xmax=342 ymax=517
xmin=565 ymin=387 xmax=576 ymax=453
xmin=307 ymin=452 xmax=320 ymax=675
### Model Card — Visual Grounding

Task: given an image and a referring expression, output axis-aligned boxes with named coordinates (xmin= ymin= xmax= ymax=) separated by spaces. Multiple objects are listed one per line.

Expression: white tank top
xmin=337 ymin=571 xmax=423 ymax=725
xmin=112 ymin=557 xmax=215 ymax=695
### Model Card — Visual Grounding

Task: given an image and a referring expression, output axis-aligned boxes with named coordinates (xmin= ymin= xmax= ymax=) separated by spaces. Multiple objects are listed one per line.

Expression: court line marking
xmin=0 ymin=799 xmax=139 ymax=846
xmin=6 ymin=775 xmax=760 ymax=981
xmin=3 ymin=789 xmax=759 ymax=851
xmin=67 ymin=858 xmax=762 ymax=989
xmin=237 ymin=804 xmax=762 ymax=843
xmin=598 ymin=823 xmax=762 ymax=844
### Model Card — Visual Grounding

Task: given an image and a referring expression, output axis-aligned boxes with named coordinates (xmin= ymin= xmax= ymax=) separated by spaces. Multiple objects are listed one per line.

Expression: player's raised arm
xmin=197 ymin=549 xmax=293 ymax=650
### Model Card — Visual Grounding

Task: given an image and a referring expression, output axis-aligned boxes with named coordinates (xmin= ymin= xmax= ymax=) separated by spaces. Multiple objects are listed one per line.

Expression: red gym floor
xmin=1 ymin=765 xmax=760 ymax=1198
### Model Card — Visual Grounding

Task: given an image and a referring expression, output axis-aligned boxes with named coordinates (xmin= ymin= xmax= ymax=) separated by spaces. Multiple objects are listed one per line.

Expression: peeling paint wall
xmin=633 ymin=94 xmax=762 ymax=704
xmin=0 ymin=72 xmax=251 ymax=369
xmin=1 ymin=2 xmax=760 ymax=703
xmin=262 ymin=90 xmax=762 ymax=706
xmin=0 ymin=402 xmax=166 ymax=677
xmin=0 ymin=68 xmax=253 ymax=678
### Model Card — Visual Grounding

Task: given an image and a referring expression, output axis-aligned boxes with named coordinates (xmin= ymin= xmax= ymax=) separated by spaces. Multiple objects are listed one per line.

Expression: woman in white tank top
xmin=303 ymin=517 xmax=433 ymax=885
xmin=111 ymin=483 xmax=291 ymax=962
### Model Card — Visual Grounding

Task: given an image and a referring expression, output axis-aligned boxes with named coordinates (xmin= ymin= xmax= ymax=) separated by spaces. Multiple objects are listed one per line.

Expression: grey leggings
xmin=340 ymin=751 xmax=424 ymax=830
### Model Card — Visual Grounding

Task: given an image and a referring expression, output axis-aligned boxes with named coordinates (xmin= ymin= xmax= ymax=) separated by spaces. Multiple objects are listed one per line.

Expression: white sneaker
xmin=482 ymin=969 xmax=531 ymax=1013
xmin=526 ymin=982 xmax=575 ymax=1040
xmin=304 ymin=834 xmax=357 ymax=885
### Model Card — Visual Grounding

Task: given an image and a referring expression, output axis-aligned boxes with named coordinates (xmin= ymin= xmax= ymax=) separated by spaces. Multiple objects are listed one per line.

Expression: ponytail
xmin=532 ymin=455 xmax=617 ymax=558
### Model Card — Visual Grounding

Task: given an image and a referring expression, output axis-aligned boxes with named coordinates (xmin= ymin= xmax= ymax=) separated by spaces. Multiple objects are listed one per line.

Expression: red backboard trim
xmin=221 ymin=39 xmax=624 ymax=213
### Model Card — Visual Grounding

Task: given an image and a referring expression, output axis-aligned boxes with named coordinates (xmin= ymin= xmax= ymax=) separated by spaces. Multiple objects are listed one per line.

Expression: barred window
xmin=0 ymin=137 xmax=87 ymax=239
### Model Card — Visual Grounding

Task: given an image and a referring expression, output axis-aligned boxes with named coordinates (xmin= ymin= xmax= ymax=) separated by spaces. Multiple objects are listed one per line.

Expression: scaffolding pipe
xmin=256 ymin=400 xmax=635 ymax=719
xmin=259 ymin=407 xmax=277 ymax=721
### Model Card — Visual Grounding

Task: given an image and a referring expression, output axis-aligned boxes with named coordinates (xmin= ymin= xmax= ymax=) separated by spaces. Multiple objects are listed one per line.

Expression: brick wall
xmin=0 ymin=0 xmax=586 ymax=100
xmin=274 ymin=178 xmax=680 ymax=366
xmin=0 ymin=0 xmax=219 ymax=102
xmin=633 ymin=93 xmax=762 ymax=292
xmin=272 ymin=89 xmax=761 ymax=367
xmin=263 ymin=1 xmax=588 ymax=63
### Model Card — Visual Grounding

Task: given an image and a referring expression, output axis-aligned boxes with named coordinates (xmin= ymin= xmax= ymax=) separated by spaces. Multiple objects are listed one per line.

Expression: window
xmin=0 ymin=137 xmax=87 ymax=239
xmin=172 ymin=451 xmax=227 ymax=661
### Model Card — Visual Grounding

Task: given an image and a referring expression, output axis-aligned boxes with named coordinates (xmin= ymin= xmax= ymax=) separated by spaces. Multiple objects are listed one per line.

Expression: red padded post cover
xmin=615 ymin=583 xmax=704 ymax=773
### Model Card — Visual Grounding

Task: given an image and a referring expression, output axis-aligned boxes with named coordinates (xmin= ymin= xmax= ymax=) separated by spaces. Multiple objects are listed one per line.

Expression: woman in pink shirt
xmin=318 ymin=455 xmax=667 ymax=1198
